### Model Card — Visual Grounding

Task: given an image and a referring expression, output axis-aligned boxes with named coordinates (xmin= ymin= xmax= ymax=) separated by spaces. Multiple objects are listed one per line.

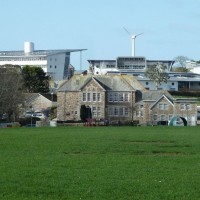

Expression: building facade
xmin=88 ymin=57 xmax=174 ymax=75
xmin=88 ymin=57 xmax=200 ymax=91
xmin=57 ymin=74 xmax=197 ymax=126
xmin=134 ymin=91 xmax=197 ymax=126
xmin=136 ymin=72 xmax=200 ymax=91
xmin=0 ymin=42 xmax=86 ymax=81
xmin=57 ymin=74 xmax=145 ymax=123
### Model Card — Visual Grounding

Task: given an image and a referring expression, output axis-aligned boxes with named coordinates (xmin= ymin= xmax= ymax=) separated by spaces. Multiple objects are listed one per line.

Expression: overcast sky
xmin=0 ymin=0 xmax=200 ymax=70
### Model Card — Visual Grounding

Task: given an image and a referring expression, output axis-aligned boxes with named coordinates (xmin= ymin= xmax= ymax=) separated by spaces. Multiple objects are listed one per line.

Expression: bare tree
xmin=174 ymin=56 xmax=189 ymax=71
xmin=0 ymin=65 xmax=24 ymax=121
xmin=145 ymin=63 xmax=169 ymax=90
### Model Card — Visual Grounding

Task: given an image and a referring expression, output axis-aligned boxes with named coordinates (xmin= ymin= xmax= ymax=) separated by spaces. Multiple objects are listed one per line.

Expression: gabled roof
xmin=24 ymin=93 xmax=56 ymax=102
xmin=149 ymin=94 xmax=174 ymax=109
xmin=57 ymin=75 xmax=92 ymax=91
xmin=142 ymin=90 xmax=173 ymax=101
xmin=80 ymin=77 xmax=106 ymax=91
xmin=93 ymin=75 xmax=137 ymax=91
xmin=57 ymin=74 xmax=145 ymax=92
xmin=135 ymin=90 xmax=174 ymax=107
xmin=24 ymin=93 xmax=40 ymax=102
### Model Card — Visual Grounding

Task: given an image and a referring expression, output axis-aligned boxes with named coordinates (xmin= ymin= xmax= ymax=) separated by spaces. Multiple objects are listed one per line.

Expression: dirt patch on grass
xmin=63 ymin=151 xmax=92 ymax=155
xmin=121 ymin=140 xmax=175 ymax=144
xmin=63 ymin=150 xmax=190 ymax=157
xmin=158 ymin=144 xmax=191 ymax=148
xmin=152 ymin=150 xmax=184 ymax=155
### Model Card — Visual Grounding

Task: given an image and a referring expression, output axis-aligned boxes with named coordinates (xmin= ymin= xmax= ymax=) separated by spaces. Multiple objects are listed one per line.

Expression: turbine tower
xmin=123 ymin=27 xmax=143 ymax=57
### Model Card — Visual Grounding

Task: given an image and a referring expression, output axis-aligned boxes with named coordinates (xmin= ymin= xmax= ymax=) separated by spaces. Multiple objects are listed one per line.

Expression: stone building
xmin=57 ymin=74 xmax=197 ymax=125
xmin=57 ymin=74 xmax=145 ymax=123
xmin=22 ymin=93 xmax=56 ymax=113
xmin=134 ymin=91 xmax=197 ymax=125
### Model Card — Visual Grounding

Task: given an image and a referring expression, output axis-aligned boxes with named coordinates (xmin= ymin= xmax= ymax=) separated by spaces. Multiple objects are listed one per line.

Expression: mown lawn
xmin=1 ymin=126 xmax=200 ymax=200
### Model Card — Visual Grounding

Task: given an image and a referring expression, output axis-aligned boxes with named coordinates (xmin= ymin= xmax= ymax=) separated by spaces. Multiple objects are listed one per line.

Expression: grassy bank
xmin=1 ymin=126 xmax=200 ymax=200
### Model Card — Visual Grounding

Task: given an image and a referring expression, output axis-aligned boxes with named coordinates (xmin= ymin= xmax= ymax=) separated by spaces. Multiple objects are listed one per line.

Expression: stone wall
xmin=57 ymin=91 xmax=81 ymax=121
xmin=81 ymin=79 xmax=105 ymax=120
xmin=150 ymin=97 xmax=174 ymax=122
xmin=105 ymin=91 xmax=136 ymax=123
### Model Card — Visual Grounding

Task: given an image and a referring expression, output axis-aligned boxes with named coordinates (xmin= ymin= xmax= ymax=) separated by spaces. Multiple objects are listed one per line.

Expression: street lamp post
xmin=50 ymin=92 xmax=53 ymax=119
xmin=30 ymin=106 xmax=33 ymax=127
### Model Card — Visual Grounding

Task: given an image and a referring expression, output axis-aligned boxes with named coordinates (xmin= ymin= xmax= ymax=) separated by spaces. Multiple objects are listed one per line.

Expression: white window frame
xmin=97 ymin=106 xmax=101 ymax=117
xmin=87 ymin=93 xmax=91 ymax=102
xmin=119 ymin=93 xmax=123 ymax=102
xmin=180 ymin=103 xmax=191 ymax=110
xmin=180 ymin=104 xmax=185 ymax=110
xmin=158 ymin=103 xmax=168 ymax=110
xmin=114 ymin=107 xmax=119 ymax=116
xmin=161 ymin=114 xmax=166 ymax=121
xmin=93 ymin=93 xmax=96 ymax=102
xmin=119 ymin=107 xmax=123 ymax=115
xmin=124 ymin=93 xmax=129 ymax=102
xmin=83 ymin=93 xmax=86 ymax=102
xmin=92 ymin=106 xmax=96 ymax=117
xmin=97 ymin=93 xmax=101 ymax=102
xmin=124 ymin=108 xmax=129 ymax=116
xmin=186 ymin=104 xmax=191 ymax=110
xmin=114 ymin=93 xmax=118 ymax=102
xmin=108 ymin=93 xmax=113 ymax=102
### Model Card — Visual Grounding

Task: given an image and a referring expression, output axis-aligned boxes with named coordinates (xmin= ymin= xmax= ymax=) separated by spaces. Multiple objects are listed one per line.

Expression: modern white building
xmin=88 ymin=57 xmax=200 ymax=91
xmin=186 ymin=60 xmax=200 ymax=74
xmin=88 ymin=57 xmax=174 ymax=75
xmin=136 ymin=72 xmax=200 ymax=91
xmin=0 ymin=42 xmax=87 ymax=81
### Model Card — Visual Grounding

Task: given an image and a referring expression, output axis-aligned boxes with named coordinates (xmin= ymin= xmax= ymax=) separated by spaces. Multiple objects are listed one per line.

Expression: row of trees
xmin=0 ymin=65 xmax=50 ymax=120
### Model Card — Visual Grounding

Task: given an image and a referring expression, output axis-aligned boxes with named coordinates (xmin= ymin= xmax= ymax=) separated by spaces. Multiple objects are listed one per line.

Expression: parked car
xmin=24 ymin=111 xmax=33 ymax=118
xmin=33 ymin=112 xmax=46 ymax=119
xmin=0 ymin=113 xmax=8 ymax=120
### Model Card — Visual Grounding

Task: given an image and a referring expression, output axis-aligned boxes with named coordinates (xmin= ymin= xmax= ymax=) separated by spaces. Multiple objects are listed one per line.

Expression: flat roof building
xmin=88 ymin=56 xmax=175 ymax=75
xmin=0 ymin=42 xmax=87 ymax=81
xmin=88 ymin=57 xmax=200 ymax=91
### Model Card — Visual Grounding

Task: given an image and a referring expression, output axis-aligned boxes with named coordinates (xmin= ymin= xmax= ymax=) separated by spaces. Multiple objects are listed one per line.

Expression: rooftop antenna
xmin=123 ymin=27 xmax=143 ymax=57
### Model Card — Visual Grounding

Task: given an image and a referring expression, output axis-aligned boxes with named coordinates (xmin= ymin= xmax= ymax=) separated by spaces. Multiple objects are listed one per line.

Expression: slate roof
xmin=24 ymin=93 xmax=40 ymax=103
xmin=141 ymin=90 xmax=173 ymax=101
xmin=24 ymin=93 xmax=57 ymax=102
xmin=57 ymin=74 xmax=145 ymax=92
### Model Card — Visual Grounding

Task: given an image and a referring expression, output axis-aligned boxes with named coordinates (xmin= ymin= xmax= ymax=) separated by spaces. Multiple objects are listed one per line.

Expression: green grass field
xmin=1 ymin=126 xmax=200 ymax=200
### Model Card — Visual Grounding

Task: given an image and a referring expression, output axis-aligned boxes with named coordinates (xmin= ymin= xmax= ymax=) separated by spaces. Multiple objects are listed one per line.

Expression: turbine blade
xmin=123 ymin=27 xmax=130 ymax=35
xmin=135 ymin=32 xmax=143 ymax=37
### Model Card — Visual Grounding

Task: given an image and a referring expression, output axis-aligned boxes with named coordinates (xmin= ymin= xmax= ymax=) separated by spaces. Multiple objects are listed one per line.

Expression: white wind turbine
xmin=123 ymin=27 xmax=143 ymax=57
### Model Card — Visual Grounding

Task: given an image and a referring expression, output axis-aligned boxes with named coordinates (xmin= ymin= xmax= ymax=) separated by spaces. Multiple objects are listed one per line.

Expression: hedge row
xmin=169 ymin=91 xmax=200 ymax=97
